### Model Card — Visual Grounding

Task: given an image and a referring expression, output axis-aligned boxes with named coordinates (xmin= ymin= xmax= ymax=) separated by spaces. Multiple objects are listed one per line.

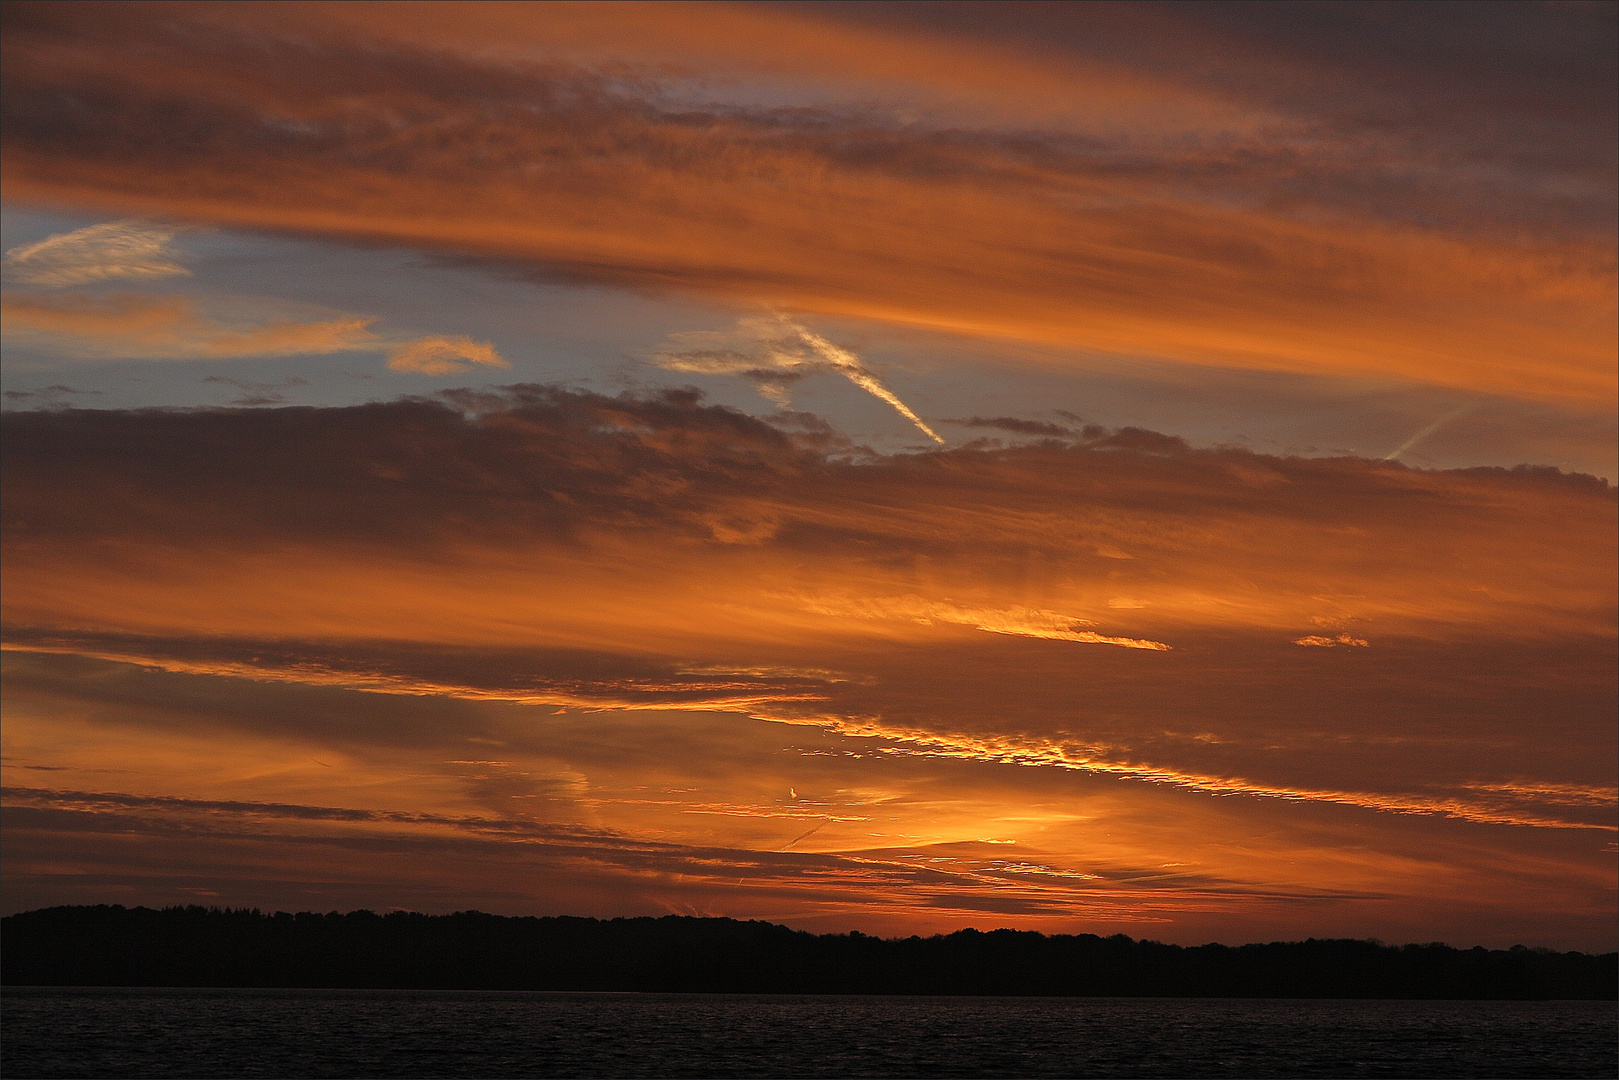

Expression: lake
xmin=3 ymin=988 xmax=1614 ymax=1078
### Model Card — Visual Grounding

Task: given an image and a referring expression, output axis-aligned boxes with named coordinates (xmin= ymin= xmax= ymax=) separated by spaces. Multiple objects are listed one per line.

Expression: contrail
xmin=781 ymin=820 xmax=828 ymax=850
xmin=1383 ymin=405 xmax=1473 ymax=461
xmin=650 ymin=314 xmax=945 ymax=444
xmin=792 ymin=325 xmax=945 ymax=444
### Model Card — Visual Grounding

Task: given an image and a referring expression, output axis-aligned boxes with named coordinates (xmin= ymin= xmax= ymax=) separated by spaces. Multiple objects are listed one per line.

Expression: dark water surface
xmin=3 ymin=988 xmax=1614 ymax=1079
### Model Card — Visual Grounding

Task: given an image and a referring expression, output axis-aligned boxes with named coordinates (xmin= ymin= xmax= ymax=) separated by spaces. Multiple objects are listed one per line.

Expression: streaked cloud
xmin=1383 ymin=406 xmax=1477 ymax=462
xmin=2 ymin=286 xmax=507 ymax=373
xmin=791 ymin=594 xmax=1168 ymax=649
xmin=3 ymin=648 xmax=1610 ymax=944
xmin=2 ymin=220 xmax=188 ymax=287
xmin=1 ymin=291 xmax=379 ymax=361
xmin=2 ymin=2 xmax=1610 ymax=402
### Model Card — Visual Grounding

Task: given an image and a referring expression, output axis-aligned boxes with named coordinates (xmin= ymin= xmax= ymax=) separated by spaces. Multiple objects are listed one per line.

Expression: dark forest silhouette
xmin=3 ymin=906 xmax=1613 ymax=998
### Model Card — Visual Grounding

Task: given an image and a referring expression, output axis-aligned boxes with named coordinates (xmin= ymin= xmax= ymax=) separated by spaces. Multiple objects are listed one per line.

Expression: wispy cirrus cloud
xmin=2 ymin=219 xmax=189 ymax=287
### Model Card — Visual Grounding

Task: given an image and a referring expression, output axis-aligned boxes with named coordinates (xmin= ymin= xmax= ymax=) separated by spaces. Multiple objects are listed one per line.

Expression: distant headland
xmin=4 ymin=906 xmax=1613 ymax=999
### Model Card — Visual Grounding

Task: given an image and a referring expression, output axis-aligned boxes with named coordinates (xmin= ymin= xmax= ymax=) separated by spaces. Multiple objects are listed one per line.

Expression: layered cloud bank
xmin=1 ymin=2 xmax=1614 ymax=948
xmin=3 ymin=390 xmax=1613 ymax=943
xmin=2 ymin=1 xmax=1612 ymax=401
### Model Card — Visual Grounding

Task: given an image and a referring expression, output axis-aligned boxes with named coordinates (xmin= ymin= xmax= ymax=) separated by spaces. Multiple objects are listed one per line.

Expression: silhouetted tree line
xmin=3 ymin=906 xmax=1613 ymax=998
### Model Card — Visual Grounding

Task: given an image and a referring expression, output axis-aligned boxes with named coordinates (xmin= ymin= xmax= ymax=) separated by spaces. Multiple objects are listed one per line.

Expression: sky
xmin=1 ymin=0 xmax=1614 ymax=950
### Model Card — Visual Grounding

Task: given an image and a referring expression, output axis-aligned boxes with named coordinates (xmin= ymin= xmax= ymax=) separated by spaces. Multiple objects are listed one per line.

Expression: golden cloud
xmin=3 ymin=2 xmax=1611 ymax=402
xmin=3 ymin=390 xmax=1611 ymax=847
xmin=387 ymin=336 xmax=510 ymax=375
xmin=2 ymin=288 xmax=507 ymax=371
xmin=0 ymin=291 xmax=379 ymax=360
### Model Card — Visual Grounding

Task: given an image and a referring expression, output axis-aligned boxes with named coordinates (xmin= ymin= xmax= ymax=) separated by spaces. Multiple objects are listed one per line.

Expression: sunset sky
xmin=2 ymin=0 xmax=1614 ymax=951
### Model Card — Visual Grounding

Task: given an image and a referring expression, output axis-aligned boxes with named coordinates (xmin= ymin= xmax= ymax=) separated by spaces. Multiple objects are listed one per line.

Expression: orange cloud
xmin=2 ymin=2 xmax=1611 ymax=402
xmin=2 ymin=289 xmax=508 ymax=371
xmin=2 ymin=391 xmax=1611 ymax=853
xmin=6 ymin=391 xmax=1610 ymax=645
xmin=791 ymin=594 xmax=1169 ymax=650
xmin=387 ymin=336 xmax=510 ymax=375
xmin=1 ymin=1 xmax=1614 ymax=946
xmin=0 ymin=291 xmax=380 ymax=360
xmin=1295 ymin=634 xmax=1370 ymax=648
xmin=3 ymin=649 xmax=1612 ymax=945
